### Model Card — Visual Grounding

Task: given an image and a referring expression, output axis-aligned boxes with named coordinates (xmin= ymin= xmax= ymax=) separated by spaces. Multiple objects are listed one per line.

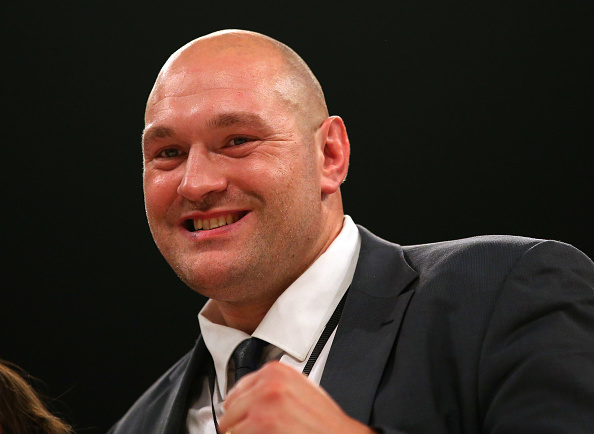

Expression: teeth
xmin=193 ymin=214 xmax=239 ymax=231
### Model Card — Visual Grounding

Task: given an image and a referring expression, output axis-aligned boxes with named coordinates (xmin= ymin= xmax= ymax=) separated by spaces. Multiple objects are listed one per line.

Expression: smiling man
xmin=109 ymin=30 xmax=594 ymax=433
xmin=141 ymin=32 xmax=346 ymax=333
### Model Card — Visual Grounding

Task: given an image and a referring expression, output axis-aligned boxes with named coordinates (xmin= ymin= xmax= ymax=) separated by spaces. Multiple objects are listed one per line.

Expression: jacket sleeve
xmin=478 ymin=240 xmax=594 ymax=433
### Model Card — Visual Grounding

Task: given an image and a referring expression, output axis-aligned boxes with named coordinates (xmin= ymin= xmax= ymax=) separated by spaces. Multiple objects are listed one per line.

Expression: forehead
xmin=145 ymin=53 xmax=295 ymax=127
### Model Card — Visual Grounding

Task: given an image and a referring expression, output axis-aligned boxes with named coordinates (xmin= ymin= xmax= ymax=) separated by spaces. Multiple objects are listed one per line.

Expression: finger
xmin=221 ymin=363 xmax=296 ymax=431
xmin=225 ymin=361 xmax=289 ymax=407
xmin=219 ymin=375 xmax=270 ymax=431
xmin=219 ymin=371 xmax=263 ymax=432
xmin=224 ymin=416 xmax=274 ymax=434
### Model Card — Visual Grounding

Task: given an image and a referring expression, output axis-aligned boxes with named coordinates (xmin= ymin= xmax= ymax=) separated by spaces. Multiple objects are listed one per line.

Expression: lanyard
xmin=209 ymin=289 xmax=349 ymax=434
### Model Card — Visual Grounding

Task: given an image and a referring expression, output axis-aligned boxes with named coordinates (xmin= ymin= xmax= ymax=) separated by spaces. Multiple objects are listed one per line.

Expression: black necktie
xmin=231 ymin=337 xmax=266 ymax=383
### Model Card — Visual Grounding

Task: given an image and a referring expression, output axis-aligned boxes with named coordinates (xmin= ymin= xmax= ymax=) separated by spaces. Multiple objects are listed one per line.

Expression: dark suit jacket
xmin=109 ymin=226 xmax=594 ymax=433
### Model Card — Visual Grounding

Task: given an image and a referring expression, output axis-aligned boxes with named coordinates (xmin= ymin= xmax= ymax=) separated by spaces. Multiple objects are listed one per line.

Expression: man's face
xmin=142 ymin=50 xmax=328 ymax=306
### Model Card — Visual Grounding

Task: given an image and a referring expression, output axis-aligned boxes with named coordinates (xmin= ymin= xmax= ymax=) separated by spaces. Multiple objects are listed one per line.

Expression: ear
xmin=318 ymin=116 xmax=350 ymax=195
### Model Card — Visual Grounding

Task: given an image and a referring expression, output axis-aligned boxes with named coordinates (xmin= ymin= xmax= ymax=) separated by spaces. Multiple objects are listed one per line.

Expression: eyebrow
xmin=142 ymin=126 xmax=175 ymax=145
xmin=206 ymin=112 xmax=270 ymax=130
xmin=142 ymin=112 xmax=272 ymax=145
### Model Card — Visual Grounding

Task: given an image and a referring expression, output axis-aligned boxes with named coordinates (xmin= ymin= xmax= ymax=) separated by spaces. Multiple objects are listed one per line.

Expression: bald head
xmin=147 ymin=30 xmax=328 ymax=132
xmin=142 ymin=30 xmax=350 ymax=312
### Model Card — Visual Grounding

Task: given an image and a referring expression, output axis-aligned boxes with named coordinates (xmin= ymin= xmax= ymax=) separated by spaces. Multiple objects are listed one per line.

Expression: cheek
xmin=143 ymin=172 xmax=180 ymax=216
xmin=231 ymin=159 xmax=288 ymax=195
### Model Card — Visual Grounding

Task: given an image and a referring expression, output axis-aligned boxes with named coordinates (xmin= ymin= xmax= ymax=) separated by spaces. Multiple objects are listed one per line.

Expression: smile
xmin=185 ymin=212 xmax=247 ymax=232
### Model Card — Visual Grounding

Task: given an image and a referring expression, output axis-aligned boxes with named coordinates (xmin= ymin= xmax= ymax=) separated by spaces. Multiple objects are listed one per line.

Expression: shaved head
xmin=142 ymin=29 xmax=350 ymax=328
xmin=147 ymin=29 xmax=329 ymax=133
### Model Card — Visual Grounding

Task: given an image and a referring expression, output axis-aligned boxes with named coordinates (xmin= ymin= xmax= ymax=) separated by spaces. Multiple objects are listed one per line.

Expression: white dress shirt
xmin=187 ymin=215 xmax=361 ymax=433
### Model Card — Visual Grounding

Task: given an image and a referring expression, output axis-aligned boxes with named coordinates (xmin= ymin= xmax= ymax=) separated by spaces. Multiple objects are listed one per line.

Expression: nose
xmin=177 ymin=148 xmax=227 ymax=201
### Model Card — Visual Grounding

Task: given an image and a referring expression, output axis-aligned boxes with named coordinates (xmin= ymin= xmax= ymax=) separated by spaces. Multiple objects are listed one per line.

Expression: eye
xmin=158 ymin=148 xmax=183 ymax=158
xmin=227 ymin=137 xmax=251 ymax=147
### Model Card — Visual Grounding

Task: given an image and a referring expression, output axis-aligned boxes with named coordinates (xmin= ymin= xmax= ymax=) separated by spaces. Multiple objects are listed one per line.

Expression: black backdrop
xmin=3 ymin=2 xmax=593 ymax=432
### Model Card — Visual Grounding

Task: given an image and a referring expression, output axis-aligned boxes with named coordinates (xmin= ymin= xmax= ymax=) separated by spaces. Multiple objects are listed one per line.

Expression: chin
xmin=174 ymin=262 xmax=254 ymax=299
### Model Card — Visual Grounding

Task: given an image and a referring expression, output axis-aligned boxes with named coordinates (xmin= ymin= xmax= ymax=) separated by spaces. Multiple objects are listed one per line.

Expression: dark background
xmin=3 ymin=1 xmax=593 ymax=432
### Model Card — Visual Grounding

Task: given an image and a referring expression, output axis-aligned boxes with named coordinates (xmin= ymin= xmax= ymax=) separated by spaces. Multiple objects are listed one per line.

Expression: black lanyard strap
xmin=302 ymin=289 xmax=348 ymax=376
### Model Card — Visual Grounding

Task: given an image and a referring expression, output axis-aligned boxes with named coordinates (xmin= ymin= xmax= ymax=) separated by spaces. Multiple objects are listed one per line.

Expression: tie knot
xmin=231 ymin=337 xmax=266 ymax=383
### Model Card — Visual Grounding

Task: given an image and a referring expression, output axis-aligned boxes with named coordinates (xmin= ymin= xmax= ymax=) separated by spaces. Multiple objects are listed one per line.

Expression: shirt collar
xmin=199 ymin=215 xmax=361 ymax=397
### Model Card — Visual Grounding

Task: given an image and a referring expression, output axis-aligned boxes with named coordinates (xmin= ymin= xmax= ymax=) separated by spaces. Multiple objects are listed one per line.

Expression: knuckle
xmin=250 ymin=380 xmax=291 ymax=407
xmin=248 ymin=409 xmax=283 ymax=431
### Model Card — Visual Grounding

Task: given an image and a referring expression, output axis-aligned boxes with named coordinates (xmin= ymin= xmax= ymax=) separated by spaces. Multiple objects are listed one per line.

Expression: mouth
xmin=183 ymin=211 xmax=248 ymax=232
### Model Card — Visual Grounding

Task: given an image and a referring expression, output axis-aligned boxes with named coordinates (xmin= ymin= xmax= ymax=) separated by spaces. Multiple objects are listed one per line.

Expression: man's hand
xmin=219 ymin=361 xmax=375 ymax=434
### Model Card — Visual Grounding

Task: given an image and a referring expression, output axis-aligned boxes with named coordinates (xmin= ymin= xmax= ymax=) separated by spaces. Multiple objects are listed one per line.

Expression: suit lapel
xmin=143 ymin=337 xmax=211 ymax=434
xmin=320 ymin=226 xmax=418 ymax=424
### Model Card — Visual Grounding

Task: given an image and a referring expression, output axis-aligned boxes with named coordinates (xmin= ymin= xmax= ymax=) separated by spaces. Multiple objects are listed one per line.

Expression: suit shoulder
xmin=402 ymin=235 xmax=541 ymax=267
xmin=399 ymin=234 xmax=593 ymax=285
xmin=404 ymin=234 xmax=542 ymax=254
xmin=403 ymin=235 xmax=591 ymax=264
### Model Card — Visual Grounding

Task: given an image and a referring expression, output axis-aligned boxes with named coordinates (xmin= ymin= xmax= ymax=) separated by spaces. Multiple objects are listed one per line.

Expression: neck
xmin=215 ymin=298 xmax=276 ymax=334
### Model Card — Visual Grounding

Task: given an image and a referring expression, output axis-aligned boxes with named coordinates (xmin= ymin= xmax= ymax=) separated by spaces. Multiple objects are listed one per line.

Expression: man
xmin=109 ymin=29 xmax=594 ymax=433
